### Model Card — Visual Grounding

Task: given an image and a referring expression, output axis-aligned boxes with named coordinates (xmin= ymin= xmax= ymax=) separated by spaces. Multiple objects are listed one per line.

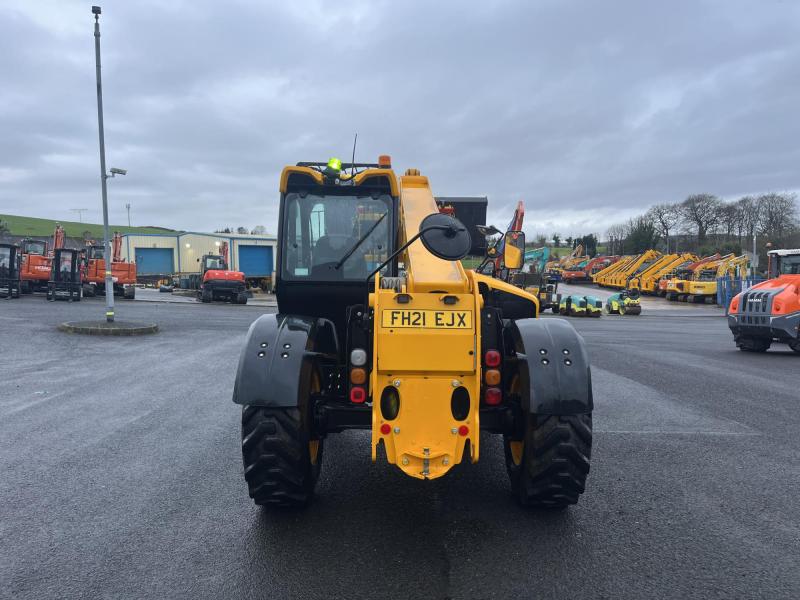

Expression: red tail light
xmin=485 ymin=387 xmax=502 ymax=405
xmin=484 ymin=350 xmax=501 ymax=367
xmin=458 ymin=425 xmax=469 ymax=436
xmin=350 ymin=386 xmax=366 ymax=404
xmin=380 ymin=423 xmax=391 ymax=435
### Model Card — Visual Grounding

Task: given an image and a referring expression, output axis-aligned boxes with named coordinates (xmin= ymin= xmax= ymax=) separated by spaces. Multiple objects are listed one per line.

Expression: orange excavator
xmin=561 ymin=255 xmax=620 ymax=283
xmin=20 ymin=224 xmax=64 ymax=294
xmin=728 ymin=248 xmax=800 ymax=353
xmin=195 ymin=241 xmax=248 ymax=304
xmin=82 ymin=232 xmax=137 ymax=299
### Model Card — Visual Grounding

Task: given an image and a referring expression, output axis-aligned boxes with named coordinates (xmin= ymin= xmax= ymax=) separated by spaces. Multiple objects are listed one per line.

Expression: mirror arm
xmin=365 ymin=223 xmax=462 ymax=285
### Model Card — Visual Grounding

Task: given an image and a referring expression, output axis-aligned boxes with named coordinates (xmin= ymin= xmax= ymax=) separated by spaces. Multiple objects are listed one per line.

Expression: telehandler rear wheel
xmin=241 ymin=406 xmax=322 ymax=508
xmin=504 ymin=413 xmax=592 ymax=509
xmin=789 ymin=339 xmax=800 ymax=354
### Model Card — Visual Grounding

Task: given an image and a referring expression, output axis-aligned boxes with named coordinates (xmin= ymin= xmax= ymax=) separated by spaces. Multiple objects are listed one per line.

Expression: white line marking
xmin=597 ymin=430 xmax=760 ymax=436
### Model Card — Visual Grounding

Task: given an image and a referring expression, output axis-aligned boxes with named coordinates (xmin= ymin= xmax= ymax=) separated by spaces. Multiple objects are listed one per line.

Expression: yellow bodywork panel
xmin=399 ymin=174 xmax=469 ymax=293
xmin=279 ymin=166 xmax=324 ymax=192
xmin=366 ymin=169 xmax=539 ymax=480
xmin=375 ymin=292 xmax=476 ymax=373
xmin=370 ymin=285 xmax=479 ymax=479
xmin=279 ymin=165 xmax=400 ymax=196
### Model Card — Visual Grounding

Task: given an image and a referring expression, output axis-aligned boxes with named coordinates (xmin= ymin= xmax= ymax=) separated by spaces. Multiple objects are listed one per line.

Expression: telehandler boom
xmin=233 ymin=156 xmax=593 ymax=509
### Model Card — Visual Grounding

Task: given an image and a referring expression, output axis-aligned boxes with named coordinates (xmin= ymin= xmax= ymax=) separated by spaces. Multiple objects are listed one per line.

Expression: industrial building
xmin=120 ymin=231 xmax=276 ymax=285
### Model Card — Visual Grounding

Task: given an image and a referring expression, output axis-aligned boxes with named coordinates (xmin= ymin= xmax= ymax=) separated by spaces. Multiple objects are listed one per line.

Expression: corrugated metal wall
xmin=121 ymin=232 xmax=276 ymax=276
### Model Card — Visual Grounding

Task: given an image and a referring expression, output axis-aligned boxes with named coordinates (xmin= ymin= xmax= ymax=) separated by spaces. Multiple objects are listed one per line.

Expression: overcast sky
xmin=1 ymin=0 xmax=798 ymax=238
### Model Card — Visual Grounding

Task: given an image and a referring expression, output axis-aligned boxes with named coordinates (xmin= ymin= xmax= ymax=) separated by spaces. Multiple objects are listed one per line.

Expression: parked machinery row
xmin=1 ymin=227 xmax=137 ymax=302
xmin=591 ymin=249 xmax=750 ymax=305
xmin=663 ymin=254 xmax=749 ymax=304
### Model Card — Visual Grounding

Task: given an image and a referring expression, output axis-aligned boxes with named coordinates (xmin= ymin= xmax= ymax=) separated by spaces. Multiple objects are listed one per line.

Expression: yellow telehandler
xmin=233 ymin=156 xmax=593 ymax=509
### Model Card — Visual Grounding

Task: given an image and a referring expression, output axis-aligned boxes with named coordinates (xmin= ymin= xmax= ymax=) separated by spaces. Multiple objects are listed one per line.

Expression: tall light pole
xmin=92 ymin=5 xmax=116 ymax=323
xmin=125 ymin=203 xmax=131 ymax=227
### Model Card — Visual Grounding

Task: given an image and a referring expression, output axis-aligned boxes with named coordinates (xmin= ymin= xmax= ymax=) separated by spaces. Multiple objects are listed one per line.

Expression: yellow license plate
xmin=381 ymin=309 xmax=472 ymax=329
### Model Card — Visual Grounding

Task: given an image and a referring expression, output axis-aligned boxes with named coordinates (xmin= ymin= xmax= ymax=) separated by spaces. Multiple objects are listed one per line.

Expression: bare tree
xmin=681 ymin=193 xmax=722 ymax=245
xmin=758 ymin=192 xmax=799 ymax=243
xmin=717 ymin=203 xmax=741 ymax=242
xmin=647 ymin=203 xmax=681 ymax=253
xmin=535 ymin=234 xmax=547 ymax=247
xmin=605 ymin=223 xmax=628 ymax=255
xmin=251 ymin=225 xmax=267 ymax=235
xmin=236 ymin=226 xmax=249 ymax=234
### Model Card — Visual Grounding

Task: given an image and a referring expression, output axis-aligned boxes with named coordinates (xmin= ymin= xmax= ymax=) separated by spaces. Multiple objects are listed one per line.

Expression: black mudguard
xmin=232 ymin=314 xmax=338 ymax=407
xmin=507 ymin=318 xmax=593 ymax=415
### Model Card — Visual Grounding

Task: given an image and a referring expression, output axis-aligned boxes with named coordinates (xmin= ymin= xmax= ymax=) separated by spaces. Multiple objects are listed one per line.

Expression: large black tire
xmin=236 ymin=292 xmax=248 ymax=305
xmin=241 ymin=406 xmax=322 ymax=508
xmin=789 ymin=339 xmax=800 ymax=354
xmin=200 ymin=289 xmax=212 ymax=303
xmin=123 ymin=286 xmax=136 ymax=300
xmin=504 ymin=413 xmax=592 ymax=509
xmin=736 ymin=336 xmax=771 ymax=353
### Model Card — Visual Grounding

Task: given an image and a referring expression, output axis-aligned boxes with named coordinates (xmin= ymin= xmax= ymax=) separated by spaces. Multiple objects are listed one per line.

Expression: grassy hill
xmin=0 ymin=213 xmax=176 ymax=238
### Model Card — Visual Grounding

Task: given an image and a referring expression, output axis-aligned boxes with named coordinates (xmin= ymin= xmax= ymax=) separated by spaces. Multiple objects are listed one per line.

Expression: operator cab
xmin=0 ymin=243 xmax=21 ymax=298
xmin=202 ymin=255 xmax=228 ymax=272
xmin=21 ymin=239 xmax=47 ymax=256
xmin=769 ymin=250 xmax=800 ymax=277
xmin=276 ymin=159 xmax=398 ymax=339
xmin=87 ymin=245 xmax=104 ymax=260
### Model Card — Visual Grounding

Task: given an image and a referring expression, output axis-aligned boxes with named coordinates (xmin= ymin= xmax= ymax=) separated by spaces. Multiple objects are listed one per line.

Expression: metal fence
xmin=717 ymin=276 xmax=765 ymax=313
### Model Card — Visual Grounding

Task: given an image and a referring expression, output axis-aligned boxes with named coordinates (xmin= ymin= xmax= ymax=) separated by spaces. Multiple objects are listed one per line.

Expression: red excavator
xmin=82 ymin=232 xmax=137 ymax=299
xmin=561 ymin=255 xmax=621 ymax=283
xmin=195 ymin=242 xmax=247 ymax=304
xmin=20 ymin=224 xmax=64 ymax=294
xmin=728 ymin=248 xmax=800 ymax=353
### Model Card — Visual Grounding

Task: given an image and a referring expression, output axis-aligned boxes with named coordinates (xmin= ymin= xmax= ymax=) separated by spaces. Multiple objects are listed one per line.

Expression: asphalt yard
xmin=1 ymin=295 xmax=798 ymax=599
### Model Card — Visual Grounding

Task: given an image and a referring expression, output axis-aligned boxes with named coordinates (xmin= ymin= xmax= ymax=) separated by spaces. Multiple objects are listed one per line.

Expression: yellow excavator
xmin=666 ymin=254 xmax=733 ymax=301
xmin=593 ymin=254 xmax=633 ymax=286
xmin=546 ymin=244 xmax=586 ymax=274
xmin=605 ymin=250 xmax=661 ymax=289
xmin=233 ymin=155 xmax=593 ymax=509
xmin=629 ymin=253 xmax=697 ymax=294
xmin=685 ymin=254 xmax=750 ymax=303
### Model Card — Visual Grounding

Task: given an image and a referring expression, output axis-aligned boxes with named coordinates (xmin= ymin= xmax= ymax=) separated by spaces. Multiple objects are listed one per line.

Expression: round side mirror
xmin=419 ymin=213 xmax=472 ymax=261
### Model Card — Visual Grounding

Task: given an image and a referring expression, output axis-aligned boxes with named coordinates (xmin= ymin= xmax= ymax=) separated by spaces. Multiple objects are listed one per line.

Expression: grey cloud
xmin=1 ymin=0 xmax=799 ymax=237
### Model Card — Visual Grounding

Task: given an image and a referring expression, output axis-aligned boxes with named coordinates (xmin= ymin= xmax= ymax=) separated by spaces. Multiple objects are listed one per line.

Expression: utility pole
xmin=93 ymin=5 xmax=114 ymax=323
xmin=70 ymin=208 xmax=88 ymax=223
xmin=752 ymin=231 xmax=757 ymax=278
xmin=125 ymin=203 xmax=131 ymax=227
